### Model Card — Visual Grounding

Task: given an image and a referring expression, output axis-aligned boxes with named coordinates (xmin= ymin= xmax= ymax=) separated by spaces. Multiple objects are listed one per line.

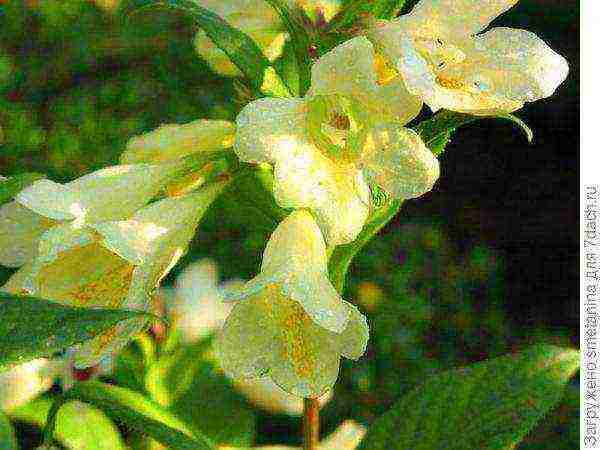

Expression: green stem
xmin=328 ymin=200 xmax=402 ymax=294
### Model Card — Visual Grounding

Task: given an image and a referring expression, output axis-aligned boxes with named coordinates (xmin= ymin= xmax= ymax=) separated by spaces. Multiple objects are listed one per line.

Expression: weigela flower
xmin=218 ymin=210 xmax=369 ymax=398
xmin=235 ymin=36 xmax=439 ymax=246
xmin=369 ymin=0 xmax=569 ymax=115
xmin=0 ymin=164 xmax=171 ymax=268
xmin=194 ymin=0 xmax=342 ymax=77
xmin=3 ymin=185 xmax=223 ymax=368
xmin=120 ymin=120 xmax=235 ymax=165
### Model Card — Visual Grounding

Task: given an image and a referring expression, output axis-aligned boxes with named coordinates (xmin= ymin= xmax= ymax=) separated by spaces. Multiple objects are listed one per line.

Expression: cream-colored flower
xmin=120 ymin=120 xmax=235 ymax=165
xmin=235 ymin=37 xmax=437 ymax=246
xmin=194 ymin=0 xmax=343 ymax=77
xmin=165 ymin=258 xmax=240 ymax=343
xmin=0 ymin=164 xmax=171 ymax=268
xmin=369 ymin=0 xmax=569 ymax=115
xmin=3 ymin=186 xmax=223 ymax=368
xmin=0 ymin=359 xmax=61 ymax=412
xmin=218 ymin=210 xmax=369 ymax=398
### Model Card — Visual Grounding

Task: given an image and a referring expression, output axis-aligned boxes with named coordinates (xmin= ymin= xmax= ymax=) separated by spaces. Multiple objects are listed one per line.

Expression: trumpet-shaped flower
xmin=218 ymin=210 xmax=369 ymax=397
xmin=120 ymin=120 xmax=235 ymax=165
xmin=0 ymin=164 xmax=171 ymax=268
xmin=3 ymin=185 xmax=223 ymax=368
xmin=235 ymin=37 xmax=438 ymax=246
xmin=369 ymin=0 xmax=569 ymax=115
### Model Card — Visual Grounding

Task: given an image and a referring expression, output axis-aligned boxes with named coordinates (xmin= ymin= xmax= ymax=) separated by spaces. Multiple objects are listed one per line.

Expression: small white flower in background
xmin=218 ymin=210 xmax=369 ymax=398
xmin=194 ymin=0 xmax=342 ymax=78
xmin=165 ymin=258 xmax=240 ymax=343
xmin=3 ymin=185 xmax=223 ymax=368
xmin=220 ymin=420 xmax=366 ymax=450
xmin=235 ymin=36 xmax=439 ymax=246
xmin=0 ymin=359 xmax=60 ymax=412
xmin=369 ymin=0 xmax=569 ymax=115
xmin=0 ymin=164 xmax=172 ymax=268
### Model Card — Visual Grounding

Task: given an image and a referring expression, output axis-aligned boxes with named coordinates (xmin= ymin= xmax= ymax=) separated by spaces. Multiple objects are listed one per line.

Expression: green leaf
xmin=0 ymin=172 xmax=44 ymax=205
xmin=10 ymin=397 xmax=126 ymax=450
xmin=357 ymin=345 xmax=580 ymax=450
xmin=42 ymin=381 xmax=215 ymax=450
xmin=0 ymin=411 xmax=17 ymax=450
xmin=263 ymin=0 xmax=313 ymax=95
xmin=0 ymin=293 xmax=160 ymax=369
xmin=126 ymin=0 xmax=271 ymax=94
xmin=415 ymin=110 xmax=533 ymax=156
xmin=146 ymin=336 xmax=256 ymax=447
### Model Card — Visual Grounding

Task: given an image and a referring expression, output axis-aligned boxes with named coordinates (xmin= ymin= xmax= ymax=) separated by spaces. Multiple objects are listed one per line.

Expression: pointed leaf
xmin=0 ymin=294 xmax=161 ymax=369
xmin=263 ymin=0 xmax=312 ymax=95
xmin=357 ymin=345 xmax=580 ymax=450
xmin=126 ymin=0 xmax=271 ymax=94
xmin=415 ymin=110 xmax=533 ymax=156
xmin=42 ymin=382 xmax=215 ymax=450
xmin=10 ymin=398 xmax=126 ymax=450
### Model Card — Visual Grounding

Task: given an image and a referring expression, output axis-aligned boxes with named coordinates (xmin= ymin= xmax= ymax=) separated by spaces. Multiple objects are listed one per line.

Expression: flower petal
xmin=16 ymin=179 xmax=77 ymax=221
xmin=93 ymin=185 xmax=222 ymax=265
xmin=32 ymin=243 xmax=134 ymax=308
xmin=0 ymin=201 xmax=54 ymax=267
xmin=218 ymin=293 xmax=277 ymax=379
xmin=65 ymin=164 xmax=170 ymax=222
xmin=272 ymin=147 xmax=370 ymax=246
xmin=269 ymin=295 xmax=342 ymax=398
xmin=401 ymin=0 xmax=519 ymax=37
xmin=458 ymin=27 xmax=570 ymax=103
xmin=121 ymin=119 xmax=235 ymax=164
xmin=359 ymin=124 xmax=440 ymax=199
xmin=235 ymin=98 xmax=310 ymax=164
xmin=339 ymin=302 xmax=369 ymax=360
xmin=261 ymin=210 xmax=328 ymax=275
xmin=17 ymin=165 xmax=169 ymax=223
xmin=394 ymin=36 xmax=523 ymax=114
xmin=310 ymin=36 xmax=422 ymax=124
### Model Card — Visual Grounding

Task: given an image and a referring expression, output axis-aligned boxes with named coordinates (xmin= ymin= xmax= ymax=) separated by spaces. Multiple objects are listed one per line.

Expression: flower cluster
xmin=0 ymin=0 xmax=568 ymax=399
xmin=218 ymin=0 xmax=568 ymax=397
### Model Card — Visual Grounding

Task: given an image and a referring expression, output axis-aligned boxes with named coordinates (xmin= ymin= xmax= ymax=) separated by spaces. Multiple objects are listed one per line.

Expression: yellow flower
xmin=235 ymin=37 xmax=438 ymax=246
xmin=218 ymin=210 xmax=369 ymax=397
xmin=3 ymin=186 xmax=222 ymax=368
xmin=0 ymin=164 xmax=171 ymax=268
xmin=369 ymin=0 xmax=569 ymax=115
